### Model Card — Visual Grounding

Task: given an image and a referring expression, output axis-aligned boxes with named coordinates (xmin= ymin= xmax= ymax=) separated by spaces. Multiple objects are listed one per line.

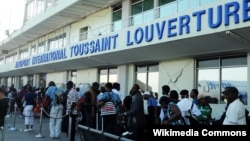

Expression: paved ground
xmin=2 ymin=113 xmax=82 ymax=141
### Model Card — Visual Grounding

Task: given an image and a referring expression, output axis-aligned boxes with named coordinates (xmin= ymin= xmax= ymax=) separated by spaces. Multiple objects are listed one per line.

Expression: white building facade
xmin=0 ymin=0 xmax=249 ymax=117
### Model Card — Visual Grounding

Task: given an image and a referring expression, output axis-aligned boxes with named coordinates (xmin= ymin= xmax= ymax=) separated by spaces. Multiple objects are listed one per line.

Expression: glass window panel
xmin=109 ymin=68 xmax=117 ymax=74
xmin=197 ymin=69 xmax=219 ymax=104
xmin=109 ymin=74 xmax=118 ymax=83
xmin=148 ymin=72 xmax=159 ymax=92
xmin=113 ymin=10 xmax=122 ymax=22
xmin=221 ymin=67 xmax=247 ymax=105
xmin=197 ymin=59 xmax=219 ymax=68
xmin=136 ymin=72 xmax=147 ymax=91
xmin=100 ymin=75 xmax=108 ymax=83
xmin=159 ymin=0 xmax=176 ymax=5
xmin=143 ymin=0 xmax=154 ymax=11
xmin=137 ymin=65 xmax=147 ymax=73
xmin=149 ymin=65 xmax=159 ymax=72
xmin=221 ymin=56 xmax=247 ymax=66
xmin=132 ymin=3 xmax=142 ymax=15
xmin=100 ymin=69 xmax=108 ymax=75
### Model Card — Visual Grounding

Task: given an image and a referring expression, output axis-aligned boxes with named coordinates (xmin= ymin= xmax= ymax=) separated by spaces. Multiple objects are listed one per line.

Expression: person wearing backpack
xmin=44 ymin=81 xmax=65 ymax=139
xmin=97 ymin=82 xmax=123 ymax=135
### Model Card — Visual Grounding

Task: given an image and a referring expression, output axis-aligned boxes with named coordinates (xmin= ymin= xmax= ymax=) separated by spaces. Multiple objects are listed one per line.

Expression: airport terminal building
xmin=0 ymin=0 xmax=249 ymax=116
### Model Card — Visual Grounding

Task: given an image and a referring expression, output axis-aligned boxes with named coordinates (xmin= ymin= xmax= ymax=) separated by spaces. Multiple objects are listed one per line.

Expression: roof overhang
xmin=0 ymin=0 xmax=122 ymax=52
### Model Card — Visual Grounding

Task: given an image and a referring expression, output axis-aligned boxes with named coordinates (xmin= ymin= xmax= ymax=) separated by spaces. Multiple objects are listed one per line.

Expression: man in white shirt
xmin=222 ymin=86 xmax=246 ymax=125
xmin=177 ymin=89 xmax=201 ymax=125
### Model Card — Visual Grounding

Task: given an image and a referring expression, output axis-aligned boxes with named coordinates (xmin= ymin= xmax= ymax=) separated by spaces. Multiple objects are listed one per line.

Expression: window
xmin=20 ymin=47 xmax=29 ymax=59
xmin=38 ymin=41 xmax=46 ymax=54
xmin=48 ymin=33 xmax=66 ymax=50
xmin=71 ymin=70 xmax=77 ymax=87
xmin=196 ymin=55 xmax=247 ymax=104
xmin=79 ymin=27 xmax=88 ymax=41
xmin=99 ymin=68 xmax=118 ymax=84
xmin=39 ymin=73 xmax=46 ymax=88
xmin=6 ymin=52 xmax=17 ymax=63
xmin=27 ymin=75 xmax=34 ymax=86
xmin=19 ymin=76 xmax=24 ymax=89
xmin=31 ymin=45 xmax=37 ymax=56
xmin=135 ymin=64 xmax=159 ymax=93
xmin=131 ymin=0 xmax=154 ymax=25
xmin=0 ymin=58 xmax=4 ymax=65
xmin=159 ymin=0 xmax=176 ymax=5
xmin=112 ymin=3 xmax=122 ymax=31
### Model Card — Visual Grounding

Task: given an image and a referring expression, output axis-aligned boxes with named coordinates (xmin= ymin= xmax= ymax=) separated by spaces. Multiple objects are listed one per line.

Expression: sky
xmin=0 ymin=0 xmax=25 ymax=41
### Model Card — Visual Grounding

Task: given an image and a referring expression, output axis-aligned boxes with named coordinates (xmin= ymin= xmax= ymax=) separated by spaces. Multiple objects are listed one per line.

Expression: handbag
xmin=100 ymin=93 xmax=116 ymax=116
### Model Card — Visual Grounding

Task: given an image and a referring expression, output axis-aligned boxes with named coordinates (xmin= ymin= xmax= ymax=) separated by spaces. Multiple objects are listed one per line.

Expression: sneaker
xmin=23 ymin=129 xmax=29 ymax=132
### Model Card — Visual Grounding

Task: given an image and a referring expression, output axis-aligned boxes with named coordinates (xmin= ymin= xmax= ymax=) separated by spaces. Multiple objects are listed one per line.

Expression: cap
xmin=143 ymin=91 xmax=150 ymax=96
xmin=222 ymin=86 xmax=239 ymax=95
xmin=66 ymin=81 xmax=74 ymax=86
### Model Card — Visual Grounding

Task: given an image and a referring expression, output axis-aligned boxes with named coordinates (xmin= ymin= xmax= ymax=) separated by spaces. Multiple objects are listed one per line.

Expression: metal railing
xmin=77 ymin=124 xmax=134 ymax=141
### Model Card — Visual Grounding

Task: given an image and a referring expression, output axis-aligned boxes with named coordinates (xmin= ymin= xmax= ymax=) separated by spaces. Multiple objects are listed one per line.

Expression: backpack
xmin=54 ymin=88 xmax=64 ymax=105
xmin=100 ymin=93 xmax=116 ymax=116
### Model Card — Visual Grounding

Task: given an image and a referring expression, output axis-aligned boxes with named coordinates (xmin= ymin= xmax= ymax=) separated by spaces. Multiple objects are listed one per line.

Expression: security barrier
xmin=78 ymin=124 xmax=134 ymax=141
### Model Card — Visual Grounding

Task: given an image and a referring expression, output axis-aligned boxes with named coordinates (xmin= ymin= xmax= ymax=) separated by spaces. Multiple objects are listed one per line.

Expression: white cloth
xmin=223 ymin=99 xmax=246 ymax=125
xmin=23 ymin=105 xmax=34 ymax=125
xmin=177 ymin=98 xmax=201 ymax=125
xmin=49 ymin=104 xmax=63 ymax=138
xmin=177 ymin=98 xmax=201 ymax=116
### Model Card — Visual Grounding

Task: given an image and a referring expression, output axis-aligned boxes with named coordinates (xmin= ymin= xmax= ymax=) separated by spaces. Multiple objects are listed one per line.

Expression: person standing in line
xmin=222 ymin=86 xmax=246 ymax=125
xmin=97 ymin=82 xmax=123 ymax=135
xmin=120 ymin=84 xmax=146 ymax=141
xmin=0 ymin=87 xmax=9 ymax=128
xmin=190 ymin=88 xmax=199 ymax=105
xmin=17 ymin=85 xmax=28 ymax=118
xmin=83 ymin=82 xmax=100 ymax=128
xmin=177 ymin=89 xmax=201 ymax=125
xmin=44 ymin=81 xmax=65 ymax=139
xmin=22 ymin=86 xmax=37 ymax=131
xmin=66 ymin=81 xmax=79 ymax=141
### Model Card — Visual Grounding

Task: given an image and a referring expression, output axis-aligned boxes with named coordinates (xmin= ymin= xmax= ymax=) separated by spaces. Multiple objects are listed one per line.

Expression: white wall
xmin=76 ymin=68 xmax=98 ymax=86
xmin=159 ymin=58 xmax=194 ymax=95
xmin=70 ymin=8 xmax=112 ymax=41
xmin=46 ymin=71 xmax=67 ymax=88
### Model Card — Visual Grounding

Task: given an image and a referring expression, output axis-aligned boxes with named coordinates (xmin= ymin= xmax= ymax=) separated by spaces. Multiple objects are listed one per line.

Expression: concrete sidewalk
xmin=3 ymin=113 xmax=82 ymax=141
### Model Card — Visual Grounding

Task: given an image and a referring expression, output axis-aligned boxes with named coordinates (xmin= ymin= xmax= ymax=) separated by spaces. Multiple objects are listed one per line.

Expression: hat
xmin=66 ymin=81 xmax=74 ymax=86
xmin=143 ymin=91 xmax=151 ymax=96
xmin=222 ymin=86 xmax=239 ymax=95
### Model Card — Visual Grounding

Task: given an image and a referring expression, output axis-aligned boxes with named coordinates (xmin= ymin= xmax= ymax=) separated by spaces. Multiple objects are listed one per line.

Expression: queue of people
xmin=0 ymin=82 xmax=249 ymax=141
